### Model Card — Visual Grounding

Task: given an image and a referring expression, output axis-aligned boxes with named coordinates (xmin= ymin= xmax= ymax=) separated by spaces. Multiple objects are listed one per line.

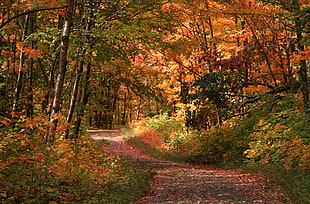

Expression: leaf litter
xmin=89 ymin=130 xmax=285 ymax=204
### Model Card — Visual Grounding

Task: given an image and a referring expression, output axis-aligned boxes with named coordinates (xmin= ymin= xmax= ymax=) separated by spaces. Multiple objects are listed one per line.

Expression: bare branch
xmin=0 ymin=1 xmax=110 ymax=30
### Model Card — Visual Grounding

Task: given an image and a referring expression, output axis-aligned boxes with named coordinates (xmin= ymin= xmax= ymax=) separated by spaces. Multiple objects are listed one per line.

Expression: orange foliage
xmin=292 ymin=46 xmax=310 ymax=63
xmin=130 ymin=120 xmax=168 ymax=149
xmin=161 ymin=3 xmax=181 ymax=14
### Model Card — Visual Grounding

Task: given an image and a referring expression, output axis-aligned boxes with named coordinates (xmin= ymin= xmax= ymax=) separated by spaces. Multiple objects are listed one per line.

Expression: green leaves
xmin=190 ymin=71 xmax=232 ymax=108
xmin=241 ymin=95 xmax=310 ymax=170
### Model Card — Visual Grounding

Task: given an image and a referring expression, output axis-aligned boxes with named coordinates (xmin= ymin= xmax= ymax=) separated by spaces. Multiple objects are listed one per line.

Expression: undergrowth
xmin=0 ymin=114 xmax=151 ymax=203
xmin=121 ymin=127 xmax=189 ymax=163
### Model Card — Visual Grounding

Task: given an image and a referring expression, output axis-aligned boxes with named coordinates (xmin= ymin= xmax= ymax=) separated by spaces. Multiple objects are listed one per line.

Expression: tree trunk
xmin=42 ymin=15 xmax=62 ymax=114
xmin=73 ymin=56 xmax=92 ymax=137
xmin=26 ymin=58 xmax=34 ymax=117
xmin=64 ymin=47 xmax=84 ymax=139
xmin=12 ymin=14 xmax=29 ymax=112
xmin=136 ymin=99 xmax=142 ymax=120
xmin=26 ymin=15 xmax=36 ymax=118
xmin=296 ymin=27 xmax=309 ymax=110
xmin=47 ymin=0 xmax=74 ymax=143
xmin=291 ymin=0 xmax=309 ymax=111
xmin=64 ymin=11 xmax=93 ymax=139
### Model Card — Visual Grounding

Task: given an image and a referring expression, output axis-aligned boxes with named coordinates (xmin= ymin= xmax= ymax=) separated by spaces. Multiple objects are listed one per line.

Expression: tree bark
xmin=12 ymin=14 xmax=29 ymax=112
xmin=64 ymin=12 xmax=92 ymax=138
xmin=73 ymin=58 xmax=92 ymax=137
xmin=72 ymin=6 xmax=95 ymax=137
xmin=64 ymin=47 xmax=84 ymax=139
xmin=296 ymin=22 xmax=309 ymax=110
xmin=47 ymin=0 xmax=74 ymax=143
xmin=292 ymin=0 xmax=309 ymax=111
xmin=26 ymin=15 xmax=36 ymax=118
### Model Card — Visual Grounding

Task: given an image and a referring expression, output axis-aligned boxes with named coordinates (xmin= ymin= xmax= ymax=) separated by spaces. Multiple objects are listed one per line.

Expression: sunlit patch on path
xmin=89 ymin=130 xmax=284 ymax=204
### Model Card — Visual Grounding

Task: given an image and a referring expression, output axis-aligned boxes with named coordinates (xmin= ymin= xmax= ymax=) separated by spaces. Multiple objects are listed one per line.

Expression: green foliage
xmin=121 ymin=127 xmax=189 ymax=162
xmin=211 ymin=95 xmax=310 ymax=203
xmin=190 ymin=71 xmax=234 ymax=108
xmin=245 ymin=107 xmax=310 ymax=170
xmin=146 ymin=113 xmax=184 ymax=143
xmin=125 ymin=95 xmax=310 ymax=203
xmin=211 ymin=94 xmax=310 ymax=169
xmin=185 ymin=128 xmax=234 ymax=162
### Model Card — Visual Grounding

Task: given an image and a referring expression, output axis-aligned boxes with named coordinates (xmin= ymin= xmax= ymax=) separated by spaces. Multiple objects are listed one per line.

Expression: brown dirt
xmin=89 ymin=130 xmax=285 ymax=204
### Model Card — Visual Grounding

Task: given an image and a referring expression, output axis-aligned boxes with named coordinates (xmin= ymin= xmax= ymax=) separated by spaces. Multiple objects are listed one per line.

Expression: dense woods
xmin=0 ymin=0 xmax=309 ymax=203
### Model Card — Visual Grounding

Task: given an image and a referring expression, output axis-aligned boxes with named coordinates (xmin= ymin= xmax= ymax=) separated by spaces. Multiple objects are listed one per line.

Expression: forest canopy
xmin=0 ymin=0 xmax=309 ymax=202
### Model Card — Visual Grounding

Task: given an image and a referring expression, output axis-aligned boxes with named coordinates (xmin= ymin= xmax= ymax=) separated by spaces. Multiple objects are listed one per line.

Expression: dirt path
xmin=89 ymin=130 xmax=284 ymax=204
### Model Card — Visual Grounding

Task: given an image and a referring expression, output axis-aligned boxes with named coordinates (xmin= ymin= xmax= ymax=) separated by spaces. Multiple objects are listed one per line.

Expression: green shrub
xmin=146 ymin=113 xmax=184 ymax=143
xmin=245 ymin=109 xmax=310 ymax=170
xmin=229 ymin=95 xmax=310 ymax=170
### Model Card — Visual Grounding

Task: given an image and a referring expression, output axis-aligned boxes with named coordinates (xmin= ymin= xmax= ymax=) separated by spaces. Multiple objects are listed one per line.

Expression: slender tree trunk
xmin=26 ymin=58 xmax=34 ymax=117
xmin=296 ymin=26 xmax=309 ymax=110
xmin=12 ymin=14 xmax=29 ymax=112
xmin=179 ymin=72 xmax=191 ymax=127
xmin=122 ymin=89 xmax=128 ymax=125
xmin=47 ymin=0 xmax=74 ymax=143
xmin=26 ymin=15 xmax=36 ymax=118
xmin=285 ymin=41 xmax=293 ymax=85
xmin=292 ymin=0 xmax=309 ymax=110
xmin=64 ymin=12 xmax=92 ymax=138
xmin=42 ymin=16 xmax=62 ymax=114
xmin=73 ymin=56 xmax=92 ymax=137
xmin=244 ymin=17 xmax=278 ymax=87
xmin=136 ymin=99 xmax=142 ymax=120
xmin=111 ymin=87 xmax=118 ymax=127
xmin=42 ymin=54 xmax=58 ymax=114
xmin=64 ymin=48 xmax=84 ymax=139
xmin=72 ymin=7 xmax=95 ymax=137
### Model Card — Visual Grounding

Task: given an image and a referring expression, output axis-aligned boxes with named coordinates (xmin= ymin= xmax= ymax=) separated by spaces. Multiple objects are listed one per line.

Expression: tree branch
xmin=0 ymin=1 xmax=110 ymax=30
xmin=237 ymin=85 xmax=292 ymax=109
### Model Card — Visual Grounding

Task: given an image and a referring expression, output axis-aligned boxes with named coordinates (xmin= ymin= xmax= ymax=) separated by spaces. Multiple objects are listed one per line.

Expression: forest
xmin=0 ymin=0 xmax=309 ymax=203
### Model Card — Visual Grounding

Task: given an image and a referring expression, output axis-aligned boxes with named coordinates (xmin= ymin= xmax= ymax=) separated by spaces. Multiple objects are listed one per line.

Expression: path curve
xmin=89 ymin=130 xmax=284 ymax=204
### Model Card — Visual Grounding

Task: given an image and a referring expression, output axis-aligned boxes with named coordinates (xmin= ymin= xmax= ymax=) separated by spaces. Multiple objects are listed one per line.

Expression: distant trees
xmin=0 ymin=0 xmax=170 ymax=141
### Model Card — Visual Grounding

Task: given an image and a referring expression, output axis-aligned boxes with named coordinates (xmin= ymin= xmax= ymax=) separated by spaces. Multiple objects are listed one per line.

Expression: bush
xmin=223 ymin=95 xmax=308 ymax=170
xmin=183 ymin=126 xmax=242 ymax=164
xmin=245 ymin=109 xmax=310 ymax=170
xmin=0 ymin=114 xmax=151 ymax=203
xmin=146 ymin=113 xmax=184 ymax=143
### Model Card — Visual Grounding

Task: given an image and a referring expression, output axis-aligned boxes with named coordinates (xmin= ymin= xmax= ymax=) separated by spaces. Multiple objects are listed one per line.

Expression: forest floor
xmin=89 ymin=130 xmax=285 ymax=204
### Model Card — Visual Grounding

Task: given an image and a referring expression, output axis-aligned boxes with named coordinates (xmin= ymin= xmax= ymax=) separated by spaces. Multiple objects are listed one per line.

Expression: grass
xmin=128 ymin=136 xmax=190 ymax=162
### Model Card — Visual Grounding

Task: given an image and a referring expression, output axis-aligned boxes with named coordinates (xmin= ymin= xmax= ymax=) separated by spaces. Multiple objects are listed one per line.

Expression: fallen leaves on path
xmin=89 ymin=130 xmax=285 ymax=204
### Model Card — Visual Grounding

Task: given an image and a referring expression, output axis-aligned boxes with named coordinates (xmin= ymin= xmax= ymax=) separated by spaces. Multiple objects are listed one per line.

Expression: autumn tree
xmin=0 ymin=0 xmax=172 ymax=142
xmin=140 ymin=0 xmax=309 ymax=129
xmin=259 ymin=0 xmax=310 ymax=110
